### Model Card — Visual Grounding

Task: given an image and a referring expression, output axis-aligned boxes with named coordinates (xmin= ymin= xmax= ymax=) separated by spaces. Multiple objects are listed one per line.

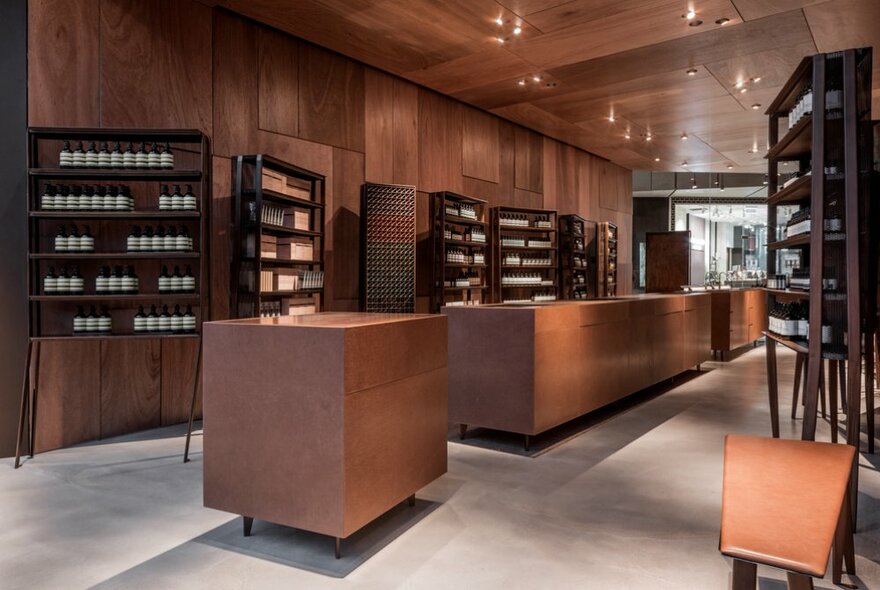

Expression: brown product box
xmin=282 ymin=177 xmax=313 ymax=201
xmin=277 ymin=238 xmax=313 ymax=261
xmin=283 ymin=208 xmax=311 ymax=231
xmin=273 ymin=273 xmax=298 ymax=292
xmin=281 ymin=298 xmax=317 ymax=316
xmin=261 ymin=169 xmax=287 ymax=194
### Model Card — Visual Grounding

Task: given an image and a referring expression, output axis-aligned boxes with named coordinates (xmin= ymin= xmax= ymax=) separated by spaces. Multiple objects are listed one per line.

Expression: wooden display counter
xmin=443 ymin=293 xmax=711 ymax=446
xmin=710 ymin=288 xmax=768 ymax=359
xmin=202 ymin=312 xmax=448 ymax=557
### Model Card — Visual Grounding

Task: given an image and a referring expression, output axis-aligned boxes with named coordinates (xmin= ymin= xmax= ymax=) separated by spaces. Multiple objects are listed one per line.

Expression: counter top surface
xmin=206 ymin=312 xmax=440 ymax=329
xmin=444 ymin=292 xmax=709 ymax=311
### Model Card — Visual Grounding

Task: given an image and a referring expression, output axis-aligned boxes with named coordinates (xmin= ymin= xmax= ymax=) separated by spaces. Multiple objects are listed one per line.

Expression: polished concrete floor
xmin=3 ymin=346 xmax=880 ymax=589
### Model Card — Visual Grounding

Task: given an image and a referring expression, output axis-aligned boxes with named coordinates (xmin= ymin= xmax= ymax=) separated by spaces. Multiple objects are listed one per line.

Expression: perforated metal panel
xmin=361 ymin=183 xmax=416 ymax=313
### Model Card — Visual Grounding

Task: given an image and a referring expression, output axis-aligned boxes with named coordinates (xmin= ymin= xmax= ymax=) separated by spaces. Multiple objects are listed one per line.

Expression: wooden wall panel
xmin=21 ymin=0 xmax=637 ymax=454
xmin=298 ymin=43 xmax=365 ymax=152
xmin=392 ymin=79 xmax=419 ymax=186
xmin=365 ymin=69 xmax=394 ymax=183
xmin=418 ymin=89 xmax=463 ymax=193
xmin=161 ymin=338 xmax=201 ymax=425
xmin=28 ymin=0 xmax=100 ymax=127
xmin=461 ymin=107 xmax=500 ymax=183
xmin=213 ymin=9 xmax=259 ymax=156
xmin=514 ymin=127 xmax=543 ymax=193
xmin=100 ymin=0 xmax=212 ymax=133
xmin=33 ymin=341 xmax=101 ymax=453
xmin=258 ymin=26 xmax=299 ymax=137
xmin=100 ymin=340 xmax=161 ymax=438
xmin=497 ymin=120 xmax=516 ymax=207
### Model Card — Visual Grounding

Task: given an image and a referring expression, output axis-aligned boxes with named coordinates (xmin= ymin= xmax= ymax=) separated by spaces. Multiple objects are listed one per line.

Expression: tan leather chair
xmin=720 ymin=435 xmax=856 ymax=590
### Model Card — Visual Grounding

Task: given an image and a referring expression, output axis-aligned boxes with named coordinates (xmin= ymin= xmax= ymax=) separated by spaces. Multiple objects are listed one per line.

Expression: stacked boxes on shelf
xmin=232 ymin=155 xmax=325 ymax=319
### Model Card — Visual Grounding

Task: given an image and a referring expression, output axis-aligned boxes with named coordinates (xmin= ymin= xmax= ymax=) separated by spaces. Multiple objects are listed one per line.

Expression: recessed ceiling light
xmin=752 ymin=76 xmax=761 ymax=83
xmin=686 ymin=9 xmax=696 ymax=19
xmin=751 ymin=103 xmax=761 ymax=109
xmin=682 ymin=161 xmax=689 ymax=167
xmin=735 ymin=80 xmax=744 ymax=89
xmin=654 ymin=157 xmax=661 ymax=162
xmin=727 ymin=164 xmax=733 ymax=169
xmin=688 ymin=19 xmax=703 ymax=26
xmin=517 ymin=79 xmax=526 ymax=86
xmin=532 ymin=75 xmax=541 ymax=82
xmin=513 ymin=25 xmax=522 ymax=35
xmin=739 ymin=88 xmax=747 ymax=94
xmin=681 ymin=133 xmax=688 ymax=141
xmin=496 ymin=36 xmax=505 ymax=44
xmin=608 ymin=114 xmax=615 ymax=122
xmin=686 ymin=68 xmax=698 ymax=76
xmin=715 ymin=17 xmax=730 ymax=25
xmin=624 ymin=133 xmax=631 ymax=139
xmin=646 ymin=134 xmax=653 ymax=141
xmin=495 ymin=16 xmax=504 ymax=26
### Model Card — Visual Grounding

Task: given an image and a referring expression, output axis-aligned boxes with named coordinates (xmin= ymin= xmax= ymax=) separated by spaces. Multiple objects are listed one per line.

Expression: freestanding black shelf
xmin=559 ymin=214 xmax=597 ymax=300
xmin=598 ymin=222 xmax=618 ymax=297
xmin=490 ymin=206 xmax=558 ymax=304
xmin=17 ymin=127 xmax=211 ymax=468
xmin=230 ymin=154 xmax=325 ymax=319
xmin=430 ymin=191 xmax=489 ymax=312
xmin=763 ymin=49 xmax=876 ymax=457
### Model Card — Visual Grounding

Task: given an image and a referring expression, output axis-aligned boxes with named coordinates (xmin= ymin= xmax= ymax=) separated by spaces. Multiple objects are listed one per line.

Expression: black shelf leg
xmin=28 ymin=341 xmax=41 ymax=458
xmin=183 ymin=338 xmax=203 ymax=463
xmin=13 ymin=340 xmax=33 ymax=469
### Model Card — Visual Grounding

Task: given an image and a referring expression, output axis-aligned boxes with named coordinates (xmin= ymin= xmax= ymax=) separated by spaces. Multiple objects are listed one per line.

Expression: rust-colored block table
xmin=202 ymin=313 xmax=448 ymax=558
xmin=444 ymin=294 xmax=711 ymax=449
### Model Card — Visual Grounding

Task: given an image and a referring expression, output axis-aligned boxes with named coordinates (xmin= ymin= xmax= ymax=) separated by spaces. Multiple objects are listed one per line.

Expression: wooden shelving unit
xmin=17 ymin=127 xmax=210 ymax=468
xmin=231 ymin=154 xmax=325 ymax=319
xmin=430 ymin=191 xmax=489 ymax=312
xmin=558 ymin=215 xmax=597 ymax=300
xmin=598 ymin=222 xmax=618 ymax=297
xmin=491 ymin=206 xmax=558 ymax=304
xmin=763 ymin=48 xmax=876 ymax=450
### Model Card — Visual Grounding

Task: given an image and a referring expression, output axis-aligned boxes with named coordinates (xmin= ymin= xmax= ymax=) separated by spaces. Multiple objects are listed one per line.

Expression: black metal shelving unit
xmin=598 ymin=222 xmax=618 ymax=297
xmin=18 ymin=127 xmax=211 ymax=468
xmin=559 ymin=214 xmax=597 ymax=300
xmin=231 ymin=154 xmax=325 ymax=319
xmin=491 ymin=206 xmax=558 ymax=304
xmin=763 ymin=48 xmax=876 ymax=452
xmin=430 ymin=191 xmax=489 ymax=312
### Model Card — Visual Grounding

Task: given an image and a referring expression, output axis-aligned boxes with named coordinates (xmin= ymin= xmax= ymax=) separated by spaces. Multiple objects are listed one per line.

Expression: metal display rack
xmin=17 ymin=127 xmax=210 ymax=468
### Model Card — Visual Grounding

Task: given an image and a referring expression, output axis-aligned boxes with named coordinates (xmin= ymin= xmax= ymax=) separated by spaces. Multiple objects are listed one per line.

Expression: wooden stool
xmin=720 ymin=435 xmax=856 ymax=589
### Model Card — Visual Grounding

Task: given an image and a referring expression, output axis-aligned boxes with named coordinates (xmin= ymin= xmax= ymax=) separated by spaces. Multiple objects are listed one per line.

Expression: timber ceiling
xmin=213 ymin=0 xmax=880 ymax=174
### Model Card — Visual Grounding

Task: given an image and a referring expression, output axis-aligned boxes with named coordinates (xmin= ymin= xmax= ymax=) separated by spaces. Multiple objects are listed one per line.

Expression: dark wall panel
xmin=0 ymin=0 xmax=28 ymax=457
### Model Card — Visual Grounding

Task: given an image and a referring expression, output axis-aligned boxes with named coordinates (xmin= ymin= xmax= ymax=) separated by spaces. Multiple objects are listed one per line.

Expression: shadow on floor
xmin=193 ymin=498 xmax=440 ymax=578
xmin=449 ymin=368 xmax=711 ymax=458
